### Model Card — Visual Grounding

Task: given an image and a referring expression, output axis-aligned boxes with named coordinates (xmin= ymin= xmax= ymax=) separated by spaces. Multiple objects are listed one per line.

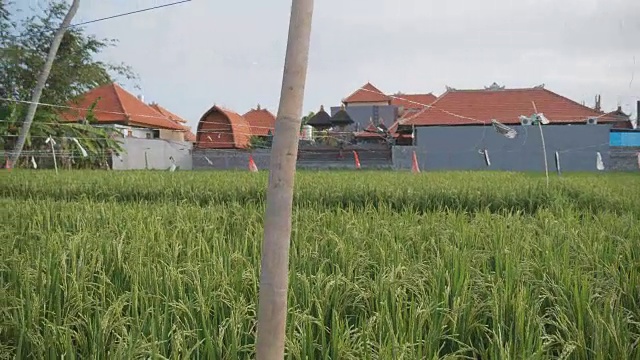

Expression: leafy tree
xmin=0 ymin=0 xmax=136 ymax=168
xmin=248 ymin=135 xmax=271 ymax=149
xmin=301 ymin=111 xmax=314 ymax=127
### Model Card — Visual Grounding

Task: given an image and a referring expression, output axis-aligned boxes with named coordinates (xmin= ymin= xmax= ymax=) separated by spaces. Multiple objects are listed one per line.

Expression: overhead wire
xmin=1 ymin=84 xmax=633 ymax=167
xmin=66 ymin=0 xmax=192 ymax=29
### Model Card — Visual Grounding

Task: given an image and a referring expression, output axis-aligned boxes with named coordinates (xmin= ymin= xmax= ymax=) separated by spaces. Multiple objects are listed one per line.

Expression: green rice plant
xmin=0 ymin=170 xmax=638 ymax=359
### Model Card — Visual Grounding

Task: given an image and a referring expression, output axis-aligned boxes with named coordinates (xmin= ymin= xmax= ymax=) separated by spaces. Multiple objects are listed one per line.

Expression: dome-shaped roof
xmin=196 ymin=105 xmax=251 ymax=148
xmin=243 ymin=104 xmax=276 ymax=136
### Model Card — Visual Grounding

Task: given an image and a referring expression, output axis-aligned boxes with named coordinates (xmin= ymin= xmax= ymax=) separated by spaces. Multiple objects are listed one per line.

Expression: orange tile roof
xmin=148 ymin=102 xmax=196 ymax=141
xmin=342 ymin=82 xmax=391 ymax=104
xmin=149 ymin=103 xmax=188 ymax=124
xmin=61 ymin=83 xmax=184 ymax=130
xmin=242 ymin=105 xmax=276 ymax=136
xmin=355 ymin=120 xmax=407 ymax=139
xmin=184 ymin=129 xmax=196 ymax=142
xmin=401 ymin=86 xmax=618 ymax=126
xmin=196 ymin=105 xmax=251 ymax=149
xmin=354 ymin=123 xmax=385 ymax=138
xmin=390 ymin=93 xmax=437 ymax=109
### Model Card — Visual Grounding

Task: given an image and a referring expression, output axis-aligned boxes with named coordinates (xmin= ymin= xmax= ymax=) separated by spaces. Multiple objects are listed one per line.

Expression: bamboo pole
xmin=255 ymin=0 xmax=314 ymax=358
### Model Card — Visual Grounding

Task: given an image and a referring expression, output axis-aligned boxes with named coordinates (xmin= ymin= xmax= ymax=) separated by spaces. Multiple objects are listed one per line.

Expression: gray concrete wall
xmin=113 ymin=138 xmax=192 ymax=170
xmin=609 ymin=147 xmax=640 ymax=171
xmin=193 ymin=147 xmax=392 ymax=170
xmin=193 ymin=149 xmax=271 ymax=170
xmin=192 ymin=125 xmax=639 ymax=172
xmin=406 ymin=124 xmax=612 ymax=172
xmin=330 ymin=105 xmax=397 ymax=131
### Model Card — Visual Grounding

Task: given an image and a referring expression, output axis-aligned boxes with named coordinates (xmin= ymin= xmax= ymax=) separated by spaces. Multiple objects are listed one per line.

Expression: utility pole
xmin=10 ymin=0 xmax=80 ymax=165
xmin=255 ymin=0 xmax=314 ymax=359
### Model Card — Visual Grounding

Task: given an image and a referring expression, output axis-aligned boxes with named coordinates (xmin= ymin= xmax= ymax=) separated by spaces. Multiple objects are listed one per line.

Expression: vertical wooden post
xmin=255 ymin=0 xmax=314 ymax=359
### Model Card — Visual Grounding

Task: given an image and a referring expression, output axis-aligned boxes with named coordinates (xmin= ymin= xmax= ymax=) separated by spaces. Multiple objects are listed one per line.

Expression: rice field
xmin=1 ymin=170 xmax=639 ymax=359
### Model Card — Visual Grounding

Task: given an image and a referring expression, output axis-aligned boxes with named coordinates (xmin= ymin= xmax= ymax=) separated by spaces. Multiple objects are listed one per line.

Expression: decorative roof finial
xmin=256 ymin=104 xmax=261 ymax=110
xmin=485 ymin=82 xmax=505 ymax=91
xmin=319 ymin=105 xmax=325 ymax=111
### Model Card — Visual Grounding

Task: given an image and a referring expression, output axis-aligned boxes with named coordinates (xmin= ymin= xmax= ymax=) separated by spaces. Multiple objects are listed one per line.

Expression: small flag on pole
xmin=536 ymin=113 xmax=550 ymax=125
xmin=71 ymin=137 xmax=88 ymax=157
xmin=45 ymin=136 xmax=58 ymax=174
xmin=491 ymin=119 xmax=517 ymax=139
xmin=411 ymin=150 xmax=420 ymax=173
xmin=352 ymin=150 xmax=361 ymax=169
xmin=596 ymin=152 xmax=605 ymax=171
xmin=248 ymin=154 xmax=258 ymax=172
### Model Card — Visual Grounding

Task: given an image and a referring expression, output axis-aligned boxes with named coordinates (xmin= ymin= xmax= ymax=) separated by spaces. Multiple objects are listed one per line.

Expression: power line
xmin=66 ymin=0 xmax=192 ymax=29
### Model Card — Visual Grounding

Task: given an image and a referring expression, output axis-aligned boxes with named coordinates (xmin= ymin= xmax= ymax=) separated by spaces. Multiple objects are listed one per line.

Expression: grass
xmin=0 ymin=170 xmax=639 ymax=359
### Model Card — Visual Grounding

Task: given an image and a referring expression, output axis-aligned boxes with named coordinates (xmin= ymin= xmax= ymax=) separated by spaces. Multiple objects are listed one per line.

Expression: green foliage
xmin=301 ymin=111 xmax=315 ymax=127
xmin=0 ymin=0 xmax=134 ymax=168
xmin=1 ymin=171 xmax=639 ymax=359
xmin=248 ymin=135 xmax=271 ymax=149
xmin=1 ymin=1 xmax=136 ymax=103
xmin=0 ymin=1 xmax=13 ymax=44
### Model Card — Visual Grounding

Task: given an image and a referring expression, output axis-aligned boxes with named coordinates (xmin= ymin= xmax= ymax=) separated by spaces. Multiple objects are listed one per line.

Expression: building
xmin=195 ymin=105 xmax=251 ymax=149
xmin=397 ymin=83 xmax=622 ymax=171
xmin=353 ymin=119 xmax=413 ymax=146
xmin=62 ymin=82 xmax=186 ymax=140
xmin=243 ymin=104 xmax=276 ymax=140
xmin=149 ymin=103 xmax=196 ymax=142
xmin=322 ymin=82 xmax=436 ymax=135
xmin=307 ymin=105 xmax=333 ymax=130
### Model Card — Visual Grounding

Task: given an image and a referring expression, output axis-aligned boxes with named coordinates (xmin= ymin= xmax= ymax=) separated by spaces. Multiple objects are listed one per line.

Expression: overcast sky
xmin=22 ymin=0 xmax=640 ymax=129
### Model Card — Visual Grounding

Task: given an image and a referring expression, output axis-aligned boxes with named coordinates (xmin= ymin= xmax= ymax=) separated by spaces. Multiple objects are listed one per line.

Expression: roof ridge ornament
xmin=485 ymin=82 xmax=505 ymax=91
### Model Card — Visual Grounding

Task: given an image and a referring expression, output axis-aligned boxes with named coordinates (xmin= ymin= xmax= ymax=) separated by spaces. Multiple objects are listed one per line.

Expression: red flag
xmin=352 ymin=150 xmax=361 ymax=169
xmin=248 ymin=154 xmax=259 ymax=172
xmin=411 ymin=150 xmax=420 ymax=173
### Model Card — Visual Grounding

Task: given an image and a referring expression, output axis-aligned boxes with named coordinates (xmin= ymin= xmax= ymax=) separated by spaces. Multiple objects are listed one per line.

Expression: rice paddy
xmin=1 ymin=170 xmax=639 ymax=359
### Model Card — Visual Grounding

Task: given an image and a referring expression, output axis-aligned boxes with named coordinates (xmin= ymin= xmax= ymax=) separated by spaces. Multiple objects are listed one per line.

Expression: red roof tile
xmin=402 ymin=86 xmax=618 ymax=126
xmin=390 ymin=93 xmax=437 ymax=109
xmin=149 ymin=103 xmax=196 ymax=141
xmin=242 ymin=105 xmax=276 ymax=136
xmin=342 ymin=82 xmax=391 ymax=104
xmin=196 ymin=105 xmax=251 ymax=149
xmin=149 ymin=103 xmax=188 ymax=124
xmin=354 ymin=120 xmax=409 ymax=139
xmin=62 ymin=83 xmax=184 ymax=130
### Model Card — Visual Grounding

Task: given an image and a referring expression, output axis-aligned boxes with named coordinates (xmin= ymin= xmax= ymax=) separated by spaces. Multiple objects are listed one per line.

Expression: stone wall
xmin=608 ymin=147 xmax=640 ymax=172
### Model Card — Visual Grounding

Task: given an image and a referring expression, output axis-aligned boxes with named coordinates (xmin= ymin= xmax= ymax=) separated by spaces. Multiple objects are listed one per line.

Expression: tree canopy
xmin=0 ymin=0 xmax=137 ymax=168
